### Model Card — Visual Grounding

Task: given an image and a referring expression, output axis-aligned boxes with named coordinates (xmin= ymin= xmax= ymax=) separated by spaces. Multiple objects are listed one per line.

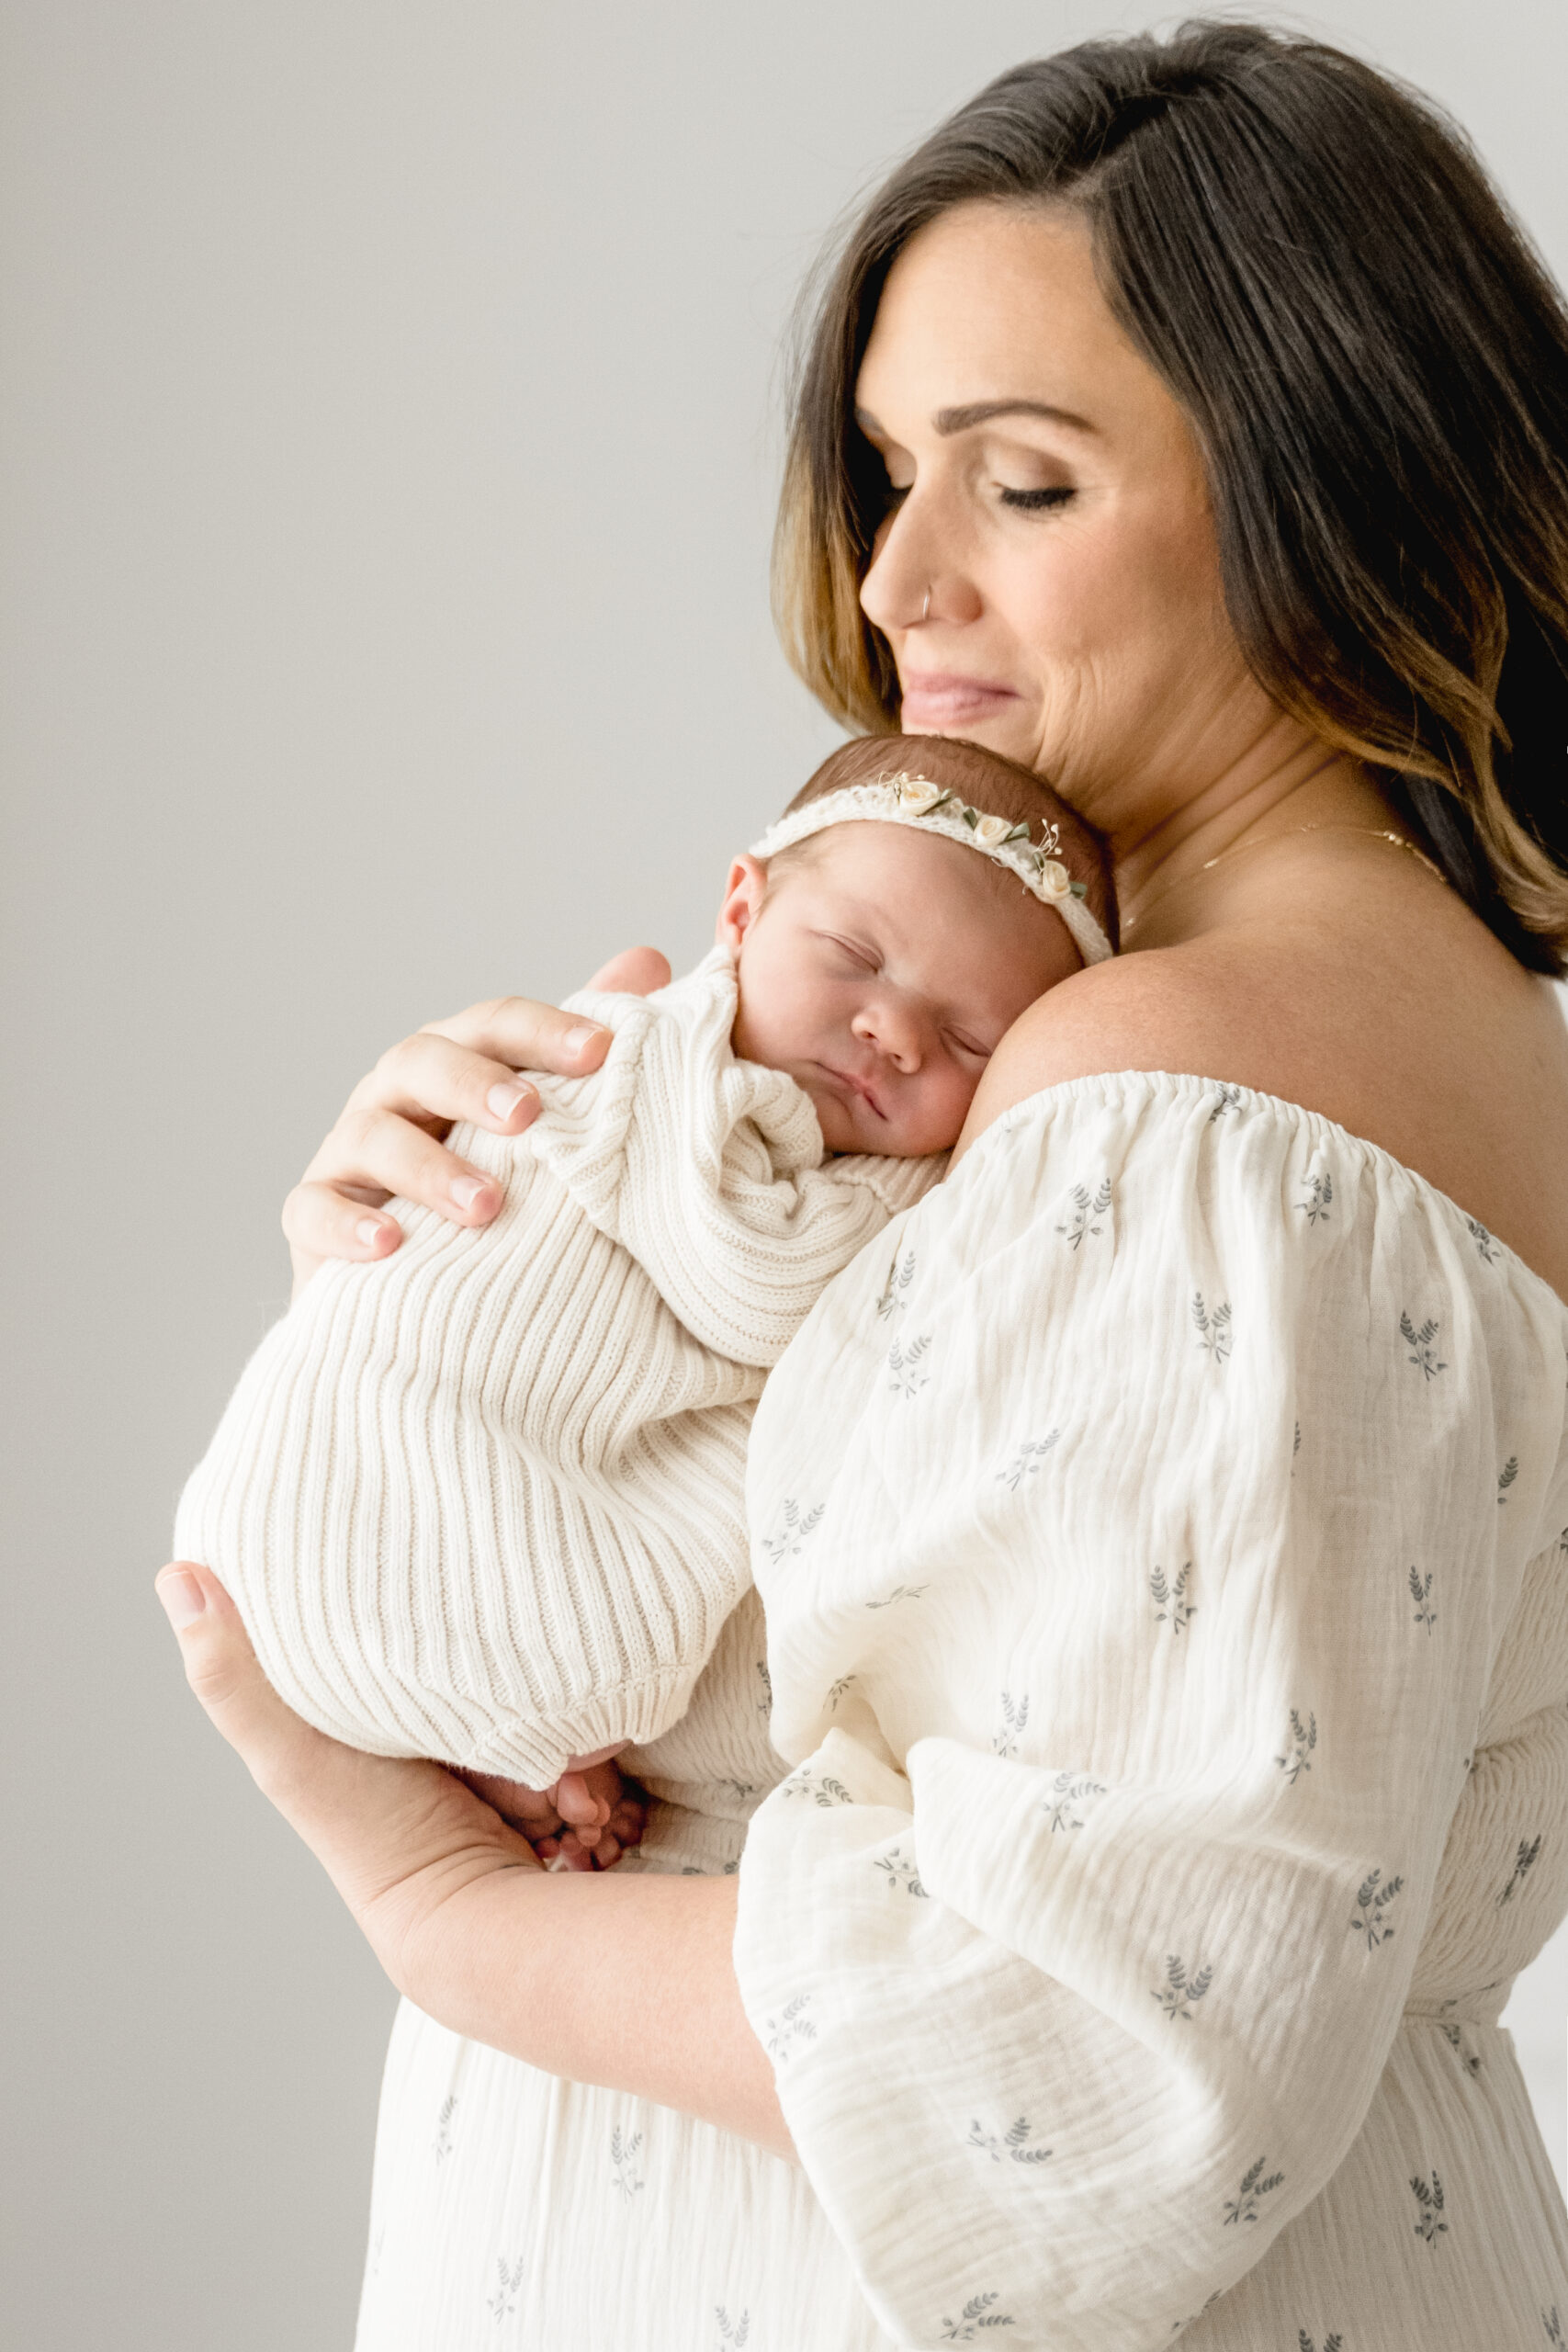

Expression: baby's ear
xmin=716 ymin=854 xmax=769 ymax=950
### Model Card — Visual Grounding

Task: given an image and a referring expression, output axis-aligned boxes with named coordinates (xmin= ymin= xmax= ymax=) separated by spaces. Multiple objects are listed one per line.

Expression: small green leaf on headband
xmin=1002 ymin=821 xmax=1032 ymax=844
xmin=1070 ymin=880 xmax=1088 ymax=899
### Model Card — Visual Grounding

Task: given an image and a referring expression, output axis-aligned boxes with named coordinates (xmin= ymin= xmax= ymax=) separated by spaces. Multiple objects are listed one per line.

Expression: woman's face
xmin=854 ymin=203 xmax=1276 ymax=841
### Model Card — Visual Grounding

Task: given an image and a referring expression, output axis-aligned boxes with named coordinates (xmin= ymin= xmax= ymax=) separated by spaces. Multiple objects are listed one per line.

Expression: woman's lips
xmin=898 ymin=671 xmax=1021 ymax=728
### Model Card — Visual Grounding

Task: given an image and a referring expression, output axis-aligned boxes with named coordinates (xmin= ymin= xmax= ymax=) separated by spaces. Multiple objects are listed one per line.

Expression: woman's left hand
xmin=154 ymin=1561 xmax=545 ymax=1987
xmin=156 ymin=1559 xmax=793 ymax=2154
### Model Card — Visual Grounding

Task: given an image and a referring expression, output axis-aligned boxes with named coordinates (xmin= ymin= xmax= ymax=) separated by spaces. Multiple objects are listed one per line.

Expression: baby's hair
xmin=777 ymin=733 xmax=1118 ymax=949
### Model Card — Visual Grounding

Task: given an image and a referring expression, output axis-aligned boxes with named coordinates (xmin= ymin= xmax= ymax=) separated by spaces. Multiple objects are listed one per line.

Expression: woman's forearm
xmin=392 ymin=1865 xmax=795 ymax=2159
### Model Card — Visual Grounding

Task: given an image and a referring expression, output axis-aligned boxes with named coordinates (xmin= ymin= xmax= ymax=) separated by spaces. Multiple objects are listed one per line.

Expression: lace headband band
xmin=750 ymin=777 xmax=1114 ymax=967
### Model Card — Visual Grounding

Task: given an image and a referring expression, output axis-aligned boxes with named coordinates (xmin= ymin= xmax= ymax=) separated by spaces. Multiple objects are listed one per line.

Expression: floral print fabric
xmin=738 ymin=1073 xmax=1568 ymax=2348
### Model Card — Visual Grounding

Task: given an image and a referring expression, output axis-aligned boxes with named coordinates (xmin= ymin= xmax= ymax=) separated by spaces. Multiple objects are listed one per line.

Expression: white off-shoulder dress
xmin=355 ymin=1077 xmax=1568 ymax=2352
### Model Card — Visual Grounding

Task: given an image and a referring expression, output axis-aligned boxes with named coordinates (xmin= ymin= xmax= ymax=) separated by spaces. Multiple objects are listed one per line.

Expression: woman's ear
xmin=715 ymin=853 xmax=769 ymax=950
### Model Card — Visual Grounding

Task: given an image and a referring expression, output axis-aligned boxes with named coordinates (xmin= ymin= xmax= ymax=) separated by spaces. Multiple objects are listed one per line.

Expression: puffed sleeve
xmin=529 ymin=946 xmax=942 ymax=1368
xmin=735 ymin=1073 xmax=1568 ymax=2350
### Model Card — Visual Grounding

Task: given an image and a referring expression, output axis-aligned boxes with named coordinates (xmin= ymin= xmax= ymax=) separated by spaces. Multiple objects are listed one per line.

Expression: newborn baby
xmin=175 ymin=733 xmax=1114 ymax=1857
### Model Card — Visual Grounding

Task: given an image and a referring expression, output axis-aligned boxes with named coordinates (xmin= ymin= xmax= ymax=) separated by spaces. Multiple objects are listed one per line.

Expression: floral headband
xmin=750 ymin=775 xmax=1114 ymax=967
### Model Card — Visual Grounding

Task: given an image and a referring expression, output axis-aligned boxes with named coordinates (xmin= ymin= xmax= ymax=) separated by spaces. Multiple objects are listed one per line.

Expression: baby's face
xmin=718 ymin=820 xmax=1082 ymax=1156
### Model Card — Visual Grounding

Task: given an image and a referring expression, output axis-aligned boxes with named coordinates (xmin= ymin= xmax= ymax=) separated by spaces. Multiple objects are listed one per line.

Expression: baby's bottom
xmin=463 ymin=1746 xmax=646 ymax=1870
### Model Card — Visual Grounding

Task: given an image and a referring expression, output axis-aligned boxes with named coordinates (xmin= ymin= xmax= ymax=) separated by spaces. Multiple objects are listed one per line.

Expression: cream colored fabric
xmin=351 ymin=1076 xmax=1568 ymax=2352
xmin=737 ymin=1073 xmax=1568 ymax=2348
xmin=174 ymin=948 xmax=936 ymax=1785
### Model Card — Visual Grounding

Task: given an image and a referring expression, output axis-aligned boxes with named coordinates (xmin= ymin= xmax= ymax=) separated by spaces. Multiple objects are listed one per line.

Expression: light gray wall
xmin=5 ymin=6 xmax=1565 ymax=2343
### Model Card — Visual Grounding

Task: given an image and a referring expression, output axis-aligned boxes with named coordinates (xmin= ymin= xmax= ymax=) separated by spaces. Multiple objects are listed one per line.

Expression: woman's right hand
xmin=283 ymin=947 xmax=672 ymax=1295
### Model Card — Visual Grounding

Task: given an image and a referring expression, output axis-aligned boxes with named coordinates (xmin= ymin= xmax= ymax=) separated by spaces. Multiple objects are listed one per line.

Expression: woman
xmin=160 ymin=25 xmax=1568 ymax=2349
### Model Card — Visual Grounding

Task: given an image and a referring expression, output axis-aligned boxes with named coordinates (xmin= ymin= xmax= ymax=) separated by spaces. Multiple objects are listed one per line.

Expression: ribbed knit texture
xmin=174 ymin=949 xmax=939 ymax=1784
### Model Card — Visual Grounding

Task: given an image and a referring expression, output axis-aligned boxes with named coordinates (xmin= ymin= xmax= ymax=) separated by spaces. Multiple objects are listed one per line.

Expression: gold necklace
xmin=1122 ymin=822 xmax=1446 ymax=938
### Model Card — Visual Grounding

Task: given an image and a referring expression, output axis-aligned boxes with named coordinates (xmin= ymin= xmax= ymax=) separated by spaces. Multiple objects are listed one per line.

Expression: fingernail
xmin=451 ymin=1176 xmax=490 ymax=1211
xmin=156 ymin=1568 xmax=207 ymax=1628
xmin=564 ymin=1025 xmax=603 ymax=1057
xmin=355 ymin=1216 xmax=387 ymax=1248
xmin=487 ymin=1081 xmax=535 ymax=1122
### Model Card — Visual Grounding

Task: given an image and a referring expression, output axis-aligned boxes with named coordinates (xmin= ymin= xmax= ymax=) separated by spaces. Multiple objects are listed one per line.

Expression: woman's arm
xmin=155 ymin=1560 xmax=793 ymax=2158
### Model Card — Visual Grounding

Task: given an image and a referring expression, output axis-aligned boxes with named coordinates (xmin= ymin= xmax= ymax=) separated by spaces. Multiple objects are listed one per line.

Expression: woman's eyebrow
xmin=932 ymin=398 xmax=1096 ymax=436
xmin=852 ymin=397 xmax=1098 ymax=440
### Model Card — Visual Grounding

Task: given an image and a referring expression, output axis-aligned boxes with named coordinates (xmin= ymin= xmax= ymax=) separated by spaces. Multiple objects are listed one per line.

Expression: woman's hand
xmin=155 ymin=1559 xmax=548 ymax=1992
xmin=156 ymin=1560 xmax=792 ymax=2154
xmin=284 ymin=947 xmax=672 ymax=1295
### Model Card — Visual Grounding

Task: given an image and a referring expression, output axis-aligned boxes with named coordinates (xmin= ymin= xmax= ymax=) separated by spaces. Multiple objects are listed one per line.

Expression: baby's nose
xmin=854 ymin=1000 xmax=926 ymax=1070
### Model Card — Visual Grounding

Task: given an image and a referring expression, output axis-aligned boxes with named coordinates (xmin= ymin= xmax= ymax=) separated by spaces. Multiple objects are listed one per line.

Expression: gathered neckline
xmin=959 ymin=1067 xmax=1568 ymax=1319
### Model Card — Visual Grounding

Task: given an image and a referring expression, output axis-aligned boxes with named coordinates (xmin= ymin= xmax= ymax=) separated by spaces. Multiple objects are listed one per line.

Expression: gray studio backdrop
xmin=5 ymin=6 xmax=1566 ymax=2345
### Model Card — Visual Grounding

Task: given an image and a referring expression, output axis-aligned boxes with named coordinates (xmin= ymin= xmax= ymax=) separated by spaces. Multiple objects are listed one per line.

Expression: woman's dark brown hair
xmin=774 ymin=19 xmax=1568 ymax=972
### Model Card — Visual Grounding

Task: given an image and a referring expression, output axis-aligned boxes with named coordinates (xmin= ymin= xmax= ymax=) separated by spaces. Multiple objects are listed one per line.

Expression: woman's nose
xmin=860 ymin=494 xmax=981 ymax=638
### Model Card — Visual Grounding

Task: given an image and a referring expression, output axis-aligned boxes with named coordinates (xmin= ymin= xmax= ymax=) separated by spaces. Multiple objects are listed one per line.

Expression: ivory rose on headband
xmin=749 ymin=775 xmax=1114 ymax=967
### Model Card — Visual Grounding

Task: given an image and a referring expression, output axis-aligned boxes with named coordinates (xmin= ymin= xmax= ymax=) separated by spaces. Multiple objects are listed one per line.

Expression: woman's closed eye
xmin=998 ymin=483 xmax=1075 ymax=513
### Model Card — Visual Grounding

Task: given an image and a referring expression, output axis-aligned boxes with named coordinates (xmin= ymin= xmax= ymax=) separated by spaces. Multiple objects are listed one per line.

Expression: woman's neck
xmin=1111 ymin=730 xmax=1392 ymax=947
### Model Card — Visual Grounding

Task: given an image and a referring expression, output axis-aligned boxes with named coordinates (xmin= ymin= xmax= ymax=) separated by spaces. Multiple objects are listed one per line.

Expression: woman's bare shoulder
xmin=957 ymin=908 xmax=1568 ymax=1299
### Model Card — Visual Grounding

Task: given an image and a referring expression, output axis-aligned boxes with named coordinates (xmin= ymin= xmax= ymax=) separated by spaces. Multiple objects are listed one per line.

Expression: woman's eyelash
xmin=999 ymin=485 xmax=1075 ymax=512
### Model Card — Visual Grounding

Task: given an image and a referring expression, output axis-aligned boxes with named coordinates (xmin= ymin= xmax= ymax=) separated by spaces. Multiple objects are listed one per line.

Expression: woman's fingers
xmin=154 ymin=1561 xmax=546 ymax=1972
xmin=581 ymin=946 xmax=672 ymax=996
xmin=420 ymin=995 xmax=615 ymax=1079
xmin=155 ymin=1561 xmax=343 ymax=1806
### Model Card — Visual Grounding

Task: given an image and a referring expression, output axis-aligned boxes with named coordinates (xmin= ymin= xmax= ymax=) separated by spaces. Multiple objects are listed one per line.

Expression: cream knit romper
xmin=174 ymin=948 xmax=938 ymax=1785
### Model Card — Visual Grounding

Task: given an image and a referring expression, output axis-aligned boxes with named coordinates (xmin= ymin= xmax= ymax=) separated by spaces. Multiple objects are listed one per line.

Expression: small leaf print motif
xmin=1298 ymin=2335 xmax=1344 ymax=2352
xmin=1401 ymin=1310 xmax=1448 ymax=1380
xmin=1467 ymin=1216 xmax=1500 ymax=1263
xmin=888 ymin=1332 xmax=933 ymax=1397
xmin=1209 ymin=1084 xmax=1244 ymax=1124
xmin=433 ymin=2093 xmax=457 ymax=2163
xmin=755 ymin=1658 xmax=773 ymax=1714
xmin=486 ymin=2255 xmax=525 ymax=2322
xmin=715 ymin=2307 xmax=750 ymax=2349
xmin=1223 ymin=2156 xmax=1285 ymax=2225
xmin=1349 ymin=1866 xmax=1404 ymax=1950
xmin=966 ymin=2116 xmax=1053 ymax=2165
xmin=1409 ymin=1565 xmax=1438 ymax=1634
xmin=1150 ymin=1563 xmax=1197 ymax=1635
xmin=761 ymin=1498 xmax=825 ymax=1563
xmin=1056 ymin=1179 xmax=1112 ymax=1250
xmin=1192 ymin=1293 xmax=1234 ymax=1363
xmin=1299 ymin=1170 xmax=1334 ymax=1226
xmin=1152 ymin=1954 xmax=1213 ymax=2023
xmin=1498 ymin=1456 xmax=1519 ymax=1505
xmin=783 ymin=1770 xmax=852 ymax=1808
xmin=1276 ymin=1709 xmax=1317 ymax=1784
xmin=825 ymin=1673 xmax=856 ymax=1713
xmin=1441 ymin=2023 xmax=1483 ymax=2077
xmin=995 ymin=1431 xmax=1060 ymax=1491
xmin=865 ymin=1582 xmax=929 ymax=1610
xmin=1410 ymin=2170 xmax=1448 ymax=2245
xmin=874 ymin=1847 xmax=929 ymax=1897
xmin=1545 ymin=2306 xmax=1563 ymax=2345
xmin=610 ymin=2125 xmax=645 ymax=2199
xmin=1498 ymin=1834 xmax=1542 ymax=1906
xmin=875 ymin=1246 xmax=917 ymax=1320
xmin=1043 ymin=1771 xmax=1108 ymax=1833
xmin=992 ymin=1690 xmax=1030 ymax=1760
xmin=763 ymin=1994 xmax=816 ymax=2060
xmin=940 ymin=2290 xmax=1017 ymax=2339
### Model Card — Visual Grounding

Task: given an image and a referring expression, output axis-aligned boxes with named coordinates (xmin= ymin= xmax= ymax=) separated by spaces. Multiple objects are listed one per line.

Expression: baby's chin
xmin=807 ymin=1082 xmax=953 ymax=1161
